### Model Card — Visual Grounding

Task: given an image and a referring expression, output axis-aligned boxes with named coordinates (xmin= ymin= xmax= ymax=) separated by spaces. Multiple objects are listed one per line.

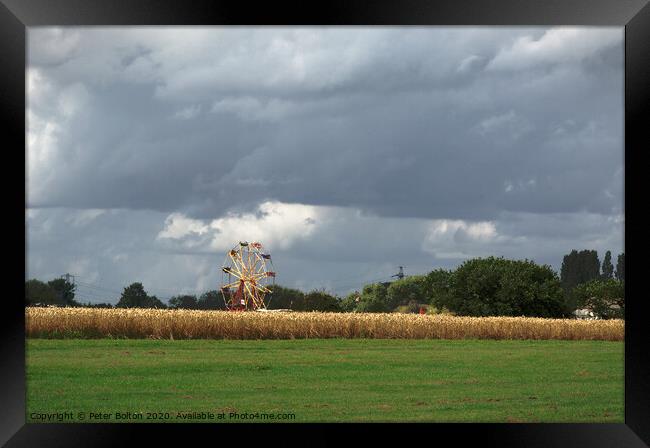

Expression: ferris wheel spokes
xmin=220 ymin=241 xmax=275 ymax=311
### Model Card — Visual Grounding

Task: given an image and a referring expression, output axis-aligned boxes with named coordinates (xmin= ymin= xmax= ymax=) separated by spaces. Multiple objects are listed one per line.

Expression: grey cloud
xmin=28 ymin=27 xmax=623 ymax=222
xmin=26 ymin=27 xmax=624 ymax=300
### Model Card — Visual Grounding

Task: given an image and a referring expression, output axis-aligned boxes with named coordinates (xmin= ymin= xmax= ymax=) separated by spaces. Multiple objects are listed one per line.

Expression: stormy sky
xmin=26 ymin=27 xmax=624 ymax=303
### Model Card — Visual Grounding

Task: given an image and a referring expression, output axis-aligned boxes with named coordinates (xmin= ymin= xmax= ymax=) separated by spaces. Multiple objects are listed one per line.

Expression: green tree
xmin=25 ymin=279 xmax=59 ymax=306
xmin=443 ymin=257 xmax=566 ymax=318
xmin=601 ymin=250 xmax=614 ymax=279
xmin=356 ymin=283 xmax=390 ymax=313
xmin=116 ymin=283 xmax=167 ymax=308
xmin=197 ymin=290 xmax=226 ymax=310
xmin=116 ymin=283 xmax=148 ymax=308
xmin=572 ymin=279 xmax=624 ymax=319
xmin=47 ymin=278 xmax=79 ymax=306
xmin=423 ymin=269 xmax=453 ymax=310
xmin=560 ymin=249 xmax=601 ymax=293
xmin=267 ymin=285 xmax=305 ymax=310
xmin=616 ymin=253 xmax=625 ymax=282
xmin=147 ymin=295 xmax=167 ymax=309
xmin=303 ymin=289 xmax=342 ymax=312
xmin=168 ymin=294 xmax=198 ymax=309
xmin=386 ymin=275 xmax=426 ymax=310
xmin=560 ymin=249 xmax=602 ymax=312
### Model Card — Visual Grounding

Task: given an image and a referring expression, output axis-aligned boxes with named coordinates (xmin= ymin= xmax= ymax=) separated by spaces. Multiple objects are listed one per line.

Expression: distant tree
xmin=601 ymin=251 xmax=614 ymax=279
xmin=560 ymin=249 xmax=602 ymax=312
xmin=116 ymin=283 xmax=167 ymax=308
xmin=356 ymin=283 xmax=390 ymax=313
xmin=560 ymin=249 xmax=601 ymax=293
xmin=572 ymin=279 xmax=624 ymax=319
xmin=302 ymin=289 xmax=341 ymax=312
xmin=117 ymin=283 xmax=147 ymax=308
xmin=168 ymin=294 xmax=198 ymax=309
xmin=197 ymin=290 xmax=226 ymax=310
xmin=147 ymin=295 xmax=167 ymax=309
xmin=47 ymin=278 xmax=79 ymax=306
xmin=267 ymin=285 xmax=305 ymax=310
xmin=25 ymin=279 xmax=59 ymax=306
xmin=386 ymin=275 xmax=427 ymax=310
xmin=442 ymin=257 xmax=566 ymax=318
xmin=616 ymin=253 xmax=625 ymax=282
xmin=423 ymin=269 xmax=453 ymax=309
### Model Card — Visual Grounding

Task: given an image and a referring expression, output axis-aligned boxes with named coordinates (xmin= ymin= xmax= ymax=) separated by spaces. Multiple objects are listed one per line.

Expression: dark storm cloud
xmin=28 ymin=27 xmax=623 ymax=220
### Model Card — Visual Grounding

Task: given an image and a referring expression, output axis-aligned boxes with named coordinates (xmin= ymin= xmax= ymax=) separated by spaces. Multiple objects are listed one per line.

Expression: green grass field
xmin=26 ymin=339 xmax=623 ymax=423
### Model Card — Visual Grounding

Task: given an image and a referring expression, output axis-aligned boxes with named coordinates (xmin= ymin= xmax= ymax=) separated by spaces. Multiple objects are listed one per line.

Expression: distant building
xmin=573 ymin=308 xmax=597 ymax=320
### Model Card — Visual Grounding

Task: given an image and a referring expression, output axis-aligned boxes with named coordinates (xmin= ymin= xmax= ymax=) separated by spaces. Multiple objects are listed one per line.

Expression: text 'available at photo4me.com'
xmin=29 ymin=410 xmax=298 ymax=422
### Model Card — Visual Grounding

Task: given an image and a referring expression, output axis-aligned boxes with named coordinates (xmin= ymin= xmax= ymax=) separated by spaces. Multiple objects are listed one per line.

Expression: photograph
xmin=25 ymin=25 xmax=625 ymax=424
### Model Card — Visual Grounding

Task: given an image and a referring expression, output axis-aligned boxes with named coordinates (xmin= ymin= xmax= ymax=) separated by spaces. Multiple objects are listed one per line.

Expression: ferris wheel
xmin=220 ymin=241 xmax=275 ymax=311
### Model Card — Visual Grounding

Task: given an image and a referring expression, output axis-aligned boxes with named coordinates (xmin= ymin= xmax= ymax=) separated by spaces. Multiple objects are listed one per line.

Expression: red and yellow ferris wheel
xmin=220 ymin=241 xmax=275 ymax=311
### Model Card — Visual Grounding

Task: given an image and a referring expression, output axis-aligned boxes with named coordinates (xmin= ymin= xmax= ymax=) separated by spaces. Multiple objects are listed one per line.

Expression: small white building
xmin=573 ymin=308 xmax=598 ymax=320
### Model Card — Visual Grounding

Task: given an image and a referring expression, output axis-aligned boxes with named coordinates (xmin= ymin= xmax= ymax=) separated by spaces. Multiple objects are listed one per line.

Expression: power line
xmin=329 ymin=272 xmax=391 ymax=286
xmin=334 ymin=276 xmax=390 ymax=289
xmin=75 ymin=286 xmax=115 ymax=299
xmin=324 ymin=269 xmax=390 ymax=286
xmin=75 ymin=294 xmax=115 ymax=304
xmin=76 ymin=281 xmax=122 ymax=296
xmin=76 ymin=278 xmax=166 ymax=296
xmin=74 ymin=285 xmax=107 ymax=295
xmin=75 ymin=294 xmax=111 ymax=304
xmin=75 ymin=277 xmax=194 ymax=299
xmin=312 ymin=274 xmax=395 ymax=293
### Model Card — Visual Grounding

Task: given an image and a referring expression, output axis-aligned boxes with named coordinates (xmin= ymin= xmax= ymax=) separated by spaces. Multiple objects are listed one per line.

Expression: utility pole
xmin=62 ymin=273 xmax=76 ymax=285
xmin=60 ymin=273 xmax=76 ymax=306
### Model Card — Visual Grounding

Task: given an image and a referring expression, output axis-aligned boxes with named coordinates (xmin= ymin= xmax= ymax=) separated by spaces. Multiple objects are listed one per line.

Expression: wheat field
xmin=25 ymin=307 xmax=624 ymax=340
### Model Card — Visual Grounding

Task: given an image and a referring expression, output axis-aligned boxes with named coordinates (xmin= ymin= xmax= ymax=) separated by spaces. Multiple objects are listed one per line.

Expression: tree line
xmin=560 ymin=249 xmax=624 ymax=319
xmin=25 ymin=249 xmax=624 ymax=319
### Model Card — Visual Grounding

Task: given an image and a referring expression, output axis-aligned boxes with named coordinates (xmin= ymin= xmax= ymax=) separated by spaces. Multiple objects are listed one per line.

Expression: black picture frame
xmin=2 ymin=0 xmax=648 ymax=446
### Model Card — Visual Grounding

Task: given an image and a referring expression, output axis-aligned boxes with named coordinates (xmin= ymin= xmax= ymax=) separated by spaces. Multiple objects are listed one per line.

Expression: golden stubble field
xmin=25 ymin=307 xmax=624 ymax=340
